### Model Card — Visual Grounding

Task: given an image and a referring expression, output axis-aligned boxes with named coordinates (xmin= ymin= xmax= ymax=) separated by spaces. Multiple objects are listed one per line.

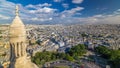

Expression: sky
xmin=0 ymin=0 xmax=120 ymax=24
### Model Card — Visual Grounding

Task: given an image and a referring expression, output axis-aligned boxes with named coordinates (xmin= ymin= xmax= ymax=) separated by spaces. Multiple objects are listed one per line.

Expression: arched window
xmin=17 ymin=42 xmax=19 ymax=57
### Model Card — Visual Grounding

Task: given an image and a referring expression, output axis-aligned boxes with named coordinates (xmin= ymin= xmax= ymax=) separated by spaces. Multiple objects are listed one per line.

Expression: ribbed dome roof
xmin=10 ymin=16 xmax=24 ymax=27
xmin=9 ymin=5 xmax=26 ymax=43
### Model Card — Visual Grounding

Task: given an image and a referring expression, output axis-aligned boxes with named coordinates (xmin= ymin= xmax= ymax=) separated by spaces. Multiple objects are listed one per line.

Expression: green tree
xmin=67 ymin=44 xmax=86 ymax=57
xmin=95 ymin=46 xmax=120 ymax=68
xmin=65 ymin=54 xmax=74 ymax=61
xmin=95 ymin=46 xmax=110 ymax=59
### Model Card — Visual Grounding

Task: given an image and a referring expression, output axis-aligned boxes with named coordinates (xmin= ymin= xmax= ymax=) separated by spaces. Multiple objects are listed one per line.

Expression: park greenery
xmin=31 ymin=44 xmax=87 ymax=65
xmin=95 ymin=46 xmax=120 ymax=68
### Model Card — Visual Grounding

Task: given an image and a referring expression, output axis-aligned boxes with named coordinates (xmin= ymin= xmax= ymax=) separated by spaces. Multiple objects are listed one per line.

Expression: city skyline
xmin=0 ymin=0 xmax=120 ymax=24
xmin=0 ymin=1 xmax=120 ymax=68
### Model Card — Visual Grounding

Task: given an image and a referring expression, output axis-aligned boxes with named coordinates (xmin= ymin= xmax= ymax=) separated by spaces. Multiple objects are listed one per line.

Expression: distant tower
xmin=9 ymin=5 xmax=38 ymax=68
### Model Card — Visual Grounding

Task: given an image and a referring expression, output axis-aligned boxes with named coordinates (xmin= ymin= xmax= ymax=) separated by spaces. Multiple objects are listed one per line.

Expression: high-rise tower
xmin=9 ymin=5 xmax=38 ymax=68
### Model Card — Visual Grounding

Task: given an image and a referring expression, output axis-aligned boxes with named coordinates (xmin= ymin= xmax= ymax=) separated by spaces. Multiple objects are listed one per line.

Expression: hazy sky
xmin=0 ymin=0 xmax=120 ymax=24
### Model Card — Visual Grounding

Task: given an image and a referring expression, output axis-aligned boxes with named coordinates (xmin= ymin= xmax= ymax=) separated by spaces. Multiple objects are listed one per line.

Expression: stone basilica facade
xmin=9 ymin=5 xmax=38 ymax=68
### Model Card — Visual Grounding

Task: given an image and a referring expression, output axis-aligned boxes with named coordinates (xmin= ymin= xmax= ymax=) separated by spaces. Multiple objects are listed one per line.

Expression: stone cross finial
xmin=15 ymin=5 xmax=19 ymax=16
